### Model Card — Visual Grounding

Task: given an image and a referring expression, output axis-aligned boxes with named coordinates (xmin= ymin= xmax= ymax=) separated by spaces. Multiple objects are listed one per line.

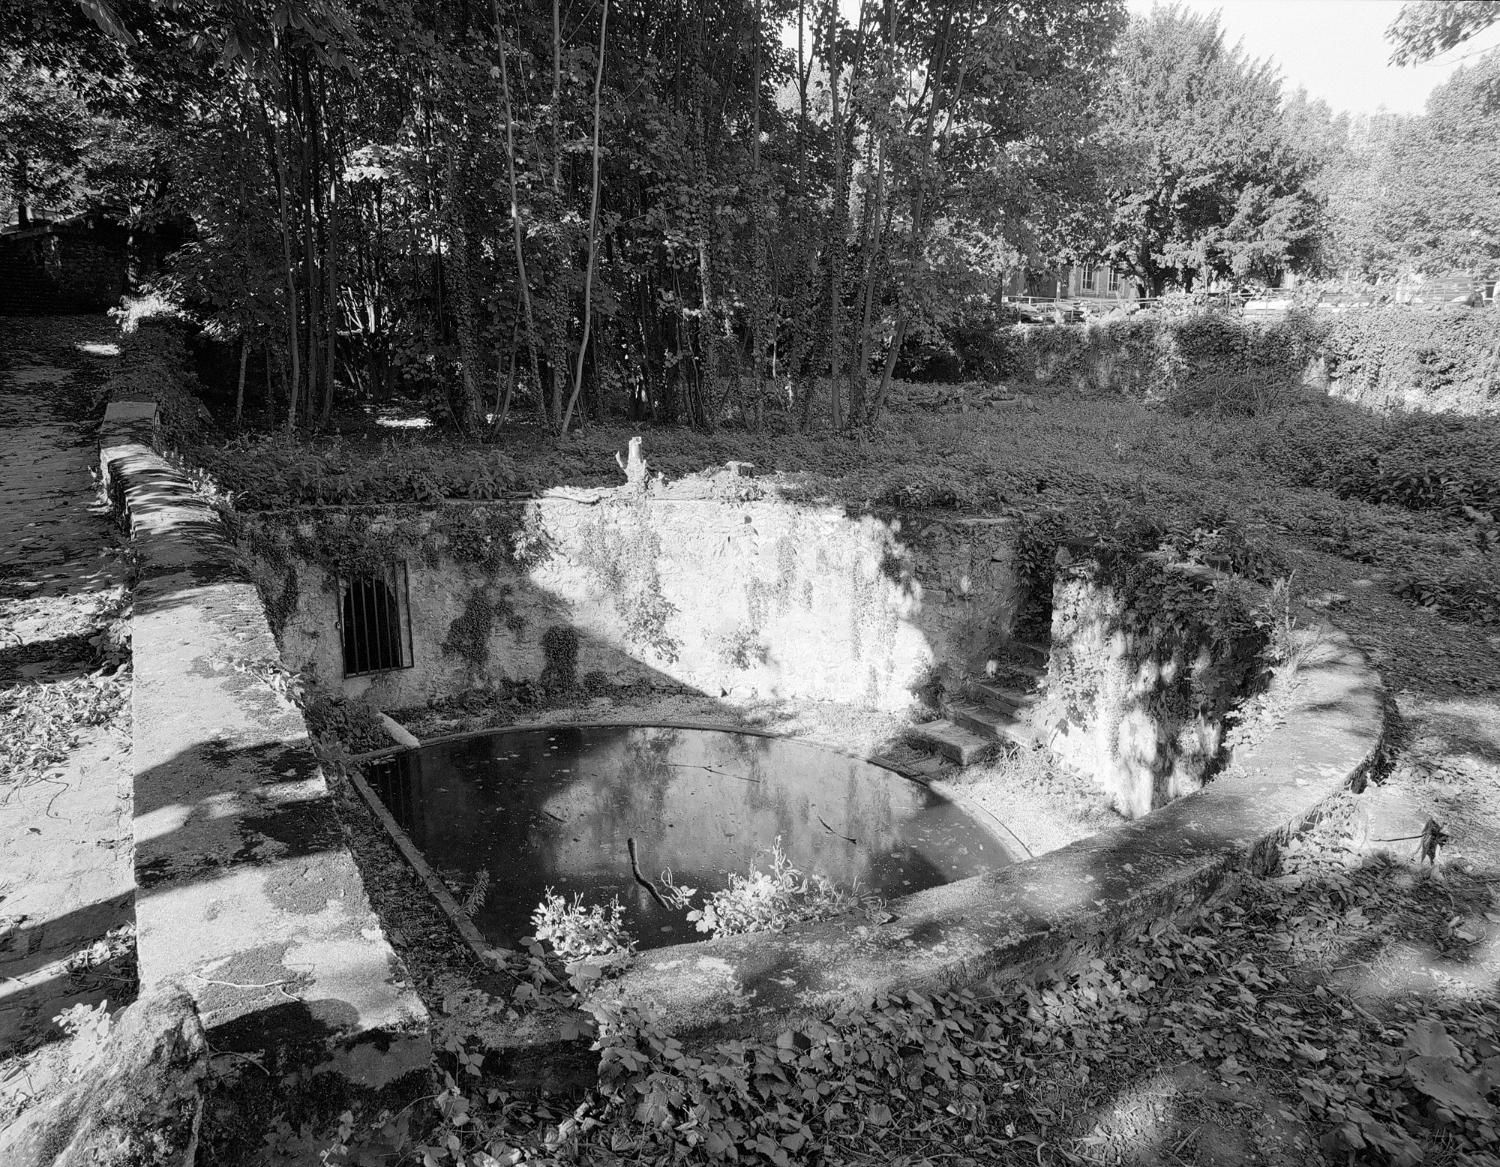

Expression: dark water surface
xmin=365 ymin=725 xmax=1016 ymax=951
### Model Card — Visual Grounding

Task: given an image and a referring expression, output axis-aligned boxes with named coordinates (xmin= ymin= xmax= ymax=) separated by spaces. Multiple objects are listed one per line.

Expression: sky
xmin=1125 ymin=0 xmax=1500 ymax=115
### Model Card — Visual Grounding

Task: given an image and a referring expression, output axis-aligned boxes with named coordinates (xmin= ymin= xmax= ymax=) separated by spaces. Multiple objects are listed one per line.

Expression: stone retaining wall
xmin=0 ymin=220 xmax=130 ymax=314
xmin=1040 ymin=557 xmax=1267 ymax=818
xmin=241 ymin=486 xmax=1022 ymax=714
xmin=98 ymin=402 xmax=430 ymax=1118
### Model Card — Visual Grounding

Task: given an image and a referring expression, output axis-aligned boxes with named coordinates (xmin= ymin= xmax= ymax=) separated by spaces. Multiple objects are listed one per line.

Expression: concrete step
xmin=971 ymin=681 xmax=1040 ymax=713
xmin=946 ymin=701 xmax=1048 ymax=753
xmin=947 ymin=700 xmax=1027 ymax=739
xmin=904 ymin=719 xmax=992 ymax=766
xmin=985 ymin=660 xmax=1045 ymax=686
xmin=996 ymin=720 xmax=1044 ymax=751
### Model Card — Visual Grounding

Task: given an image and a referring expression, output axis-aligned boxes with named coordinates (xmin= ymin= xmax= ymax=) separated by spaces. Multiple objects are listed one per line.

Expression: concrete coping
xmin=374 ymin=625 xmax=1378 ymax=1059
xmin=102 ymin=399 xmax=159 ymax=425
xmin=98 ymin=426 xmax=431 ymax=1104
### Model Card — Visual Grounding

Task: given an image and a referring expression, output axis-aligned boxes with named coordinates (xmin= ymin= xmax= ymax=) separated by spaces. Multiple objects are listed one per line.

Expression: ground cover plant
xmin=308 ymin=810 xmax=1500 ymax=1167
xmin=657 ymin=839 xmax=880 ymax=939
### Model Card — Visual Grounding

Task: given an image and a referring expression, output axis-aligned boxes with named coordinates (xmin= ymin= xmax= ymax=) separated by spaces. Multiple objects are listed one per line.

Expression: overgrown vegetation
xmin=658 ymin=839 xmax=880 ymax=938
xmin=574 ymin=508 xmax=681 ymax=663
xmin=159 ymin=297 xmax=1491 ymax=636
xmin=1006 ymin=307 xmax=1500 ymax=420
xmin=530 ymin=892 xmax=635 ymax=966
xmin=319 ymin=811 xmax=1500 ymax=1167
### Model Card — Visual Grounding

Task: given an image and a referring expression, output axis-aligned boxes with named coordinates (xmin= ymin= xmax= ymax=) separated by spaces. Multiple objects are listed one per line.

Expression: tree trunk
xmin=234 ymin=335 xmax=249 ymax=431
xmin=824 ymin=0 xmax=846 ymax=430
xmin=559 ymin=0 xmax=610 ymax=437
xmin=255 ymin=90 xmax=302 ymax=431
xmin=492 ymin=0 xmax=547 ymax=431
xmin=294 ymin=55 xmax=321 ymax=423
xmin=870 ymin=5 xmax=965 ymax=424
xmin=748 ymin=0 xmax=770 ymax=423
xmin=318 ymin=64 xmax=340 ymax=428
xmin=850 ymin=143 xmax=887 ymax=422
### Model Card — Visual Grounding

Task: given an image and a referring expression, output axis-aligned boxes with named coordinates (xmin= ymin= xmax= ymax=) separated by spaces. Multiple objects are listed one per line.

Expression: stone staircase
xmin=905 ymin=640 xmax=1050 ymax=766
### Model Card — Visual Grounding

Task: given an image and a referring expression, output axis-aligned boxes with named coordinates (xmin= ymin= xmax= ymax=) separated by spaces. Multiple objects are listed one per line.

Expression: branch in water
xmin=627 ymin=837 xmax=671 ymax=909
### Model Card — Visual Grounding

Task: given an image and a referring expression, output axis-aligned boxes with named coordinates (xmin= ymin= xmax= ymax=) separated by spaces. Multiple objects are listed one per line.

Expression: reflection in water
xmin=366 ymin=726 xmax=1016 ymax=951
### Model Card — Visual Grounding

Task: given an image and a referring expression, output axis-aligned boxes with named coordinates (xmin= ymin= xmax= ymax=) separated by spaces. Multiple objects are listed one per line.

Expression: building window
xmin=340 ymin=563 xmax=413 ymax=676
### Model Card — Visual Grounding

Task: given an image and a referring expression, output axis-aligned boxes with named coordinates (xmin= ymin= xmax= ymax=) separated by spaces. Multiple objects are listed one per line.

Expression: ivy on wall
xmin=1005 ymin=306 xmax=1500 ymax=421
xmin=1323 ymin=306 xmax=1500 ymax=412
xmin=573 ymin=503 xmax=681 ymax=663
xmin=236 ymin=506 xmax=553 ymax=629
xmin=538 ymin=625 xmax=580 ymax=693
xmin=441 ymin=585 xmax=525 ymax=671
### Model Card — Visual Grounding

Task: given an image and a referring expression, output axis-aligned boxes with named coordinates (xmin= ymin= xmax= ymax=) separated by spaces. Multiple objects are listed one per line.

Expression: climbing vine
xmin=442 ymin=586 xmax=524 ymax=671
xmin=574 ymin=505 xmax=681 ymax=663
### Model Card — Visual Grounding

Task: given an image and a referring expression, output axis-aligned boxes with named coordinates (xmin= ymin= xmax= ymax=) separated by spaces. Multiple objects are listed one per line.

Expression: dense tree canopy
xmin=1094 ymin=3 xmax=1322 ymax=296
xmin=1388 ymin=0 xmax=1500 ymax=65
xmin=1 ymin=0 xmax=1128 ymax=434
xmin=8 ymin=0 xmax=1496 ymax=433
xmin=1302 ymin=45 xmax=1500 ymax=283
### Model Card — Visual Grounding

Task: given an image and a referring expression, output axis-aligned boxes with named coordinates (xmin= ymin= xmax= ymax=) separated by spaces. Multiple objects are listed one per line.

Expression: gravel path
xmin=0 ymin=316 xmax=135 ymax=1127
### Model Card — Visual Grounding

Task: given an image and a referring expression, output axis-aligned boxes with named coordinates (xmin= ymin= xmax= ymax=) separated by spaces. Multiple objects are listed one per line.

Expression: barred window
xmin=340 ymin=563 xmax=413 ymax=676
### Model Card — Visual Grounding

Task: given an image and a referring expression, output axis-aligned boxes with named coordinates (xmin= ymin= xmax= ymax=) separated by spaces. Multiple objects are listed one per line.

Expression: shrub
xmin=191 ymin=434 xmax=523 ymax=510
xmin=530 ymin=891 xmax=634 ymax=963
xmin=659 ymin=839 xmax=873 ymax=937
xmin=1005 ymin=304 xmax=1500 ymax=418
xmin=1004 ymin=309 xmax=1328 ymax=406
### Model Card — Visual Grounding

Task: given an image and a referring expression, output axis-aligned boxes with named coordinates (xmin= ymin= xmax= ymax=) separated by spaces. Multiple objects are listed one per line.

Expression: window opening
xmin=340 ymin=562 xmax=413 ymax=676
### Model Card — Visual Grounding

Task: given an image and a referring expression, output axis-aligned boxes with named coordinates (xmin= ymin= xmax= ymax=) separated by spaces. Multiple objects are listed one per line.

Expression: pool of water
xmin=365 ymin=725 xmax=1017 ymax=951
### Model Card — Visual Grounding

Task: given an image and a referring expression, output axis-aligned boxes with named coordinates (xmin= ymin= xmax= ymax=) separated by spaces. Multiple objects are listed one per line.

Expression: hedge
xmin=1003 ymin=306 xmax=1500 ymax=417
xmin=1322 ymin=307 xmax=1500 ymax=415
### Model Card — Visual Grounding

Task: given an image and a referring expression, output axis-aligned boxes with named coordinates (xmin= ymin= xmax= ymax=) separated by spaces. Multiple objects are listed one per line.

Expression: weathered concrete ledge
xmin=578 ymin=625 xmax=1382 ymax=1038
xmin=99 ymin=402 xmax=430 ymax=1101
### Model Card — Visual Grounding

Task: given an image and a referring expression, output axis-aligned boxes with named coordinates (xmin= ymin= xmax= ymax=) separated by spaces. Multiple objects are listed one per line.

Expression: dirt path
xmin=0 ymin=316 xmax=135 ymax=1126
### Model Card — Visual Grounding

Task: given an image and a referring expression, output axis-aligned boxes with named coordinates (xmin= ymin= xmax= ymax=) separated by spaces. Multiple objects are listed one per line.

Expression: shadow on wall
xmin=236 ymin=493 xmax=1025 ymax=716
xmin=1041 ymin=559 xmax=1270 ymax=819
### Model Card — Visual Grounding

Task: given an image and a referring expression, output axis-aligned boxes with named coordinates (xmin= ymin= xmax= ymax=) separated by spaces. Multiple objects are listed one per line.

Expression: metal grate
xmin=339 ymin=563 xmax=413 ymax=676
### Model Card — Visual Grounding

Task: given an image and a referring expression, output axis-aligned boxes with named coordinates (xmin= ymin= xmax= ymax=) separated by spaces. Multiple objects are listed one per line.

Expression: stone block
xmin=102 ymin=400 xmax=159 ymax=425
xmin=0 ymin=987 xmax=206 ymax=1167
xmin=905 ymin=718 xmax=992 ymax=765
